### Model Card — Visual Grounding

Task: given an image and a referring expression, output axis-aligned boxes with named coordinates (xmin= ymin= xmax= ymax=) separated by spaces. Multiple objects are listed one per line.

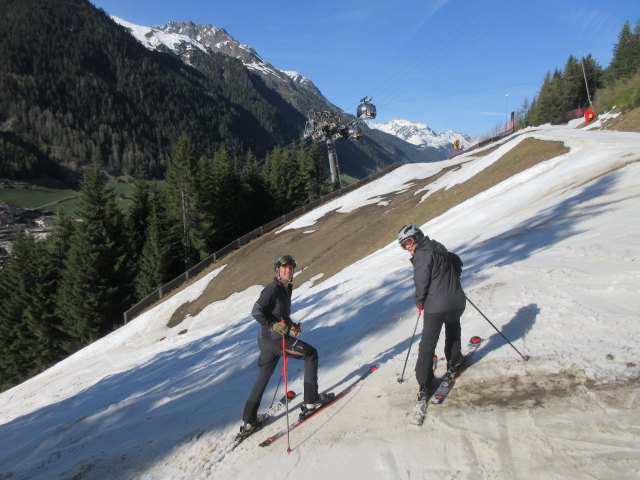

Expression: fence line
xmin=123 ymin=163 xmax=401 ymax=323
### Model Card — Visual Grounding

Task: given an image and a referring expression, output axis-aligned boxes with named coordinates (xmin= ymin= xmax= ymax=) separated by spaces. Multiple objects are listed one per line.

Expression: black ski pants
xmin=242 ymin=334 xmax=319 ymax=424
xmin=415 ymin=308 xmax=465 ymax=391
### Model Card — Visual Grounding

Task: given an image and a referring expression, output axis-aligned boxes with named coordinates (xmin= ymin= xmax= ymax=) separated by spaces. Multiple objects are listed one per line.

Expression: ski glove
xmin=290 ymin=322 xmax=301 ymax=336
xmin=272 ymin=321 xmax=289 ymax=336
xmin=416 ymin=305 xmax=424 ymax=315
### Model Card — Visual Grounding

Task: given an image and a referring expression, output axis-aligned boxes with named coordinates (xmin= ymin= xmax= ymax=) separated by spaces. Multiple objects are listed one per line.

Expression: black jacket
xmin=251 ymin=278 xmax=295 ymax=340
xmin=411 ymin=236 xmax=466 ymax=313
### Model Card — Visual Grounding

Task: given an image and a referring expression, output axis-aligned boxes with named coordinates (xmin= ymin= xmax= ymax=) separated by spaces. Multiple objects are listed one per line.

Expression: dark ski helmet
xmin=274 ymin=254 xmax=296 ymax=273
xmin=398 ymin=224 xmax=424 ymax=250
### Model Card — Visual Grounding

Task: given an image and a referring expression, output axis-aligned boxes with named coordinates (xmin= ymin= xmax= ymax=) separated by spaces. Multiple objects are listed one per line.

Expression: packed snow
xmin=1 ymin=120 xmax=639 ymax=479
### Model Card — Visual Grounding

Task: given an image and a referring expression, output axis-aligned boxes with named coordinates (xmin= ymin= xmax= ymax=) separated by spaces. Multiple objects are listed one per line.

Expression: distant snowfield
xmin=1 ymin=120 xmax=639 ymax=479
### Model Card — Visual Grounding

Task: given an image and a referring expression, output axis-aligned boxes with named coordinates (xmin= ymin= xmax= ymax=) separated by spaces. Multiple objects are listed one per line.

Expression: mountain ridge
xmin=116 ymin=16 xmax=473 ymax=151
xmin=369 ymin=119 xmax=476 ymax=149
xmin=0 ymin=0 xmax=446 ymax=187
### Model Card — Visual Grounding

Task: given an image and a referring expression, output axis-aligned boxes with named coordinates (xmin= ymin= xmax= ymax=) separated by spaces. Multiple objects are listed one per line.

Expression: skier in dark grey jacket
xmin=239 ymin=254 xmax=329 ymax=437
xmin=398 ymin=224 xmax=466 ymax=400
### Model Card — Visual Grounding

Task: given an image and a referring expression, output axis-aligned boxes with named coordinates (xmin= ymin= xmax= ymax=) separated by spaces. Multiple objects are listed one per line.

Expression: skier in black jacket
xmin=239 ymin=254 xmax=329 ymax=436
xmin=398 ymin=224 xmax=466 ymax=400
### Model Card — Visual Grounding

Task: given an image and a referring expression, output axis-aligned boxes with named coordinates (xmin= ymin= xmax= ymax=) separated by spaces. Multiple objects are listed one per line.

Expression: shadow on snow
xmin=0 ymin=170 xmax=619 ymax=477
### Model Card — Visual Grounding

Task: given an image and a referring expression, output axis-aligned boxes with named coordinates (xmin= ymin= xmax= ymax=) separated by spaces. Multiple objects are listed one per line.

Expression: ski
xmin=204 ymin=391 xmax=296 ymax=469
xmin=408 ymin=355 xmax=438 ymax=426
xmin=409 ymin=338 xmax=481 ymax=425
xmin=409 ymin=393 xmax=428 ymax=426
xmin=259 ymin=365 xmax=378 ymax=448
xmin=430 ymin=336 xmax=482 ymax=405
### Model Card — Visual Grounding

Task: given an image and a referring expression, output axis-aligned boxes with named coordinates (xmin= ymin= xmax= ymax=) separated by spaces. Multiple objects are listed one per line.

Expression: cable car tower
xmin=303 ymin=97 xmax=377 ymax=189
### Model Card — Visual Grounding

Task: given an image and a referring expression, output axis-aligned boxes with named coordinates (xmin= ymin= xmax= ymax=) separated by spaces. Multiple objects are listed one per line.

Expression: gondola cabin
xmin=357 ymin=99 xmax=377 ymax=120
xmin=347 ymin=124 xmax=364 ymax=140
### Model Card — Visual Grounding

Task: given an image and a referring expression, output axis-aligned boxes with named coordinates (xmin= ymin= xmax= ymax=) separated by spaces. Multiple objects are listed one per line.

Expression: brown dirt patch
xmin=449 ymin=368 xmax=640 ymax=411
xmin=166 ymin=138 xmax=569 ymax=328
xmin=601 ymin=106 xmax=640 ymax=132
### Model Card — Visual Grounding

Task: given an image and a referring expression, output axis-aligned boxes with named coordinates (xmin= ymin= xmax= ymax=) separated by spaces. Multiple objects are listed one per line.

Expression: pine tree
xmin=134 ymin=200 xmax=171 ymax=299
xmin=196 ymin=145 xmax=243 ymax=253
xmin=164 ymin=134 xmax=200 ymax=271
xmin=261 ymin=144 xmax=283 ymax=205
xmin=239 ymin=150 xmax=276 ymax=231
xmin=0 ymin=232 xmax=39 ymax=389
xmin=606 ymin=21 xmax=640 ymax=84
xmin=126 ymin=171 xmax=153 ymax=266
xmin=49 ymin=207 xmax=75 ymax=274
xmin=300 ymin=140 xmax=331 ymax=203
xmin=561 ymin=56 xmax=584 ymax=110
xmin=581 ymin=54 xmax=604 ymax=105
xmin=0 ymin=231 xmax=67 ymax=390
xmin=286 ymin=140 xmax=309 ymax=206
xmin=27 ymin=234 xmax=67 ymax=372
xmin=515 ymin=98 xmax=531 ymax=129
xmin=56 ymin=163 xmax=132 ymax=352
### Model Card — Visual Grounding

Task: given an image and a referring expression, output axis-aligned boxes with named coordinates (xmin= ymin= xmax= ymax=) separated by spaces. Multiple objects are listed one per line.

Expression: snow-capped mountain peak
xmin=111 ymin=16 xmax=317 ymax=90
xmin=111 ymin=16 xmax=209 ymax=58
xmin=368 ymin=119 xmax=475 ymax=149
xmin=110 ymin=15 xmax=469 ymax=155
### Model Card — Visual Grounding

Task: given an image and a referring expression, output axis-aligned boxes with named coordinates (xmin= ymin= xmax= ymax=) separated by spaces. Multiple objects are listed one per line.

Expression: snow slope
xmin=1 ymin=120 xmax=639 ymax=479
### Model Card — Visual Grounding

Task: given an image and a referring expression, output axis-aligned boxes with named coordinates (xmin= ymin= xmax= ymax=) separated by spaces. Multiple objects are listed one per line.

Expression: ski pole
xmin=268 ymin=375 xmax=283 ymax=408
xmin=397 ymin=310 xmax=422 ymax=383
xmin=281 ymin=327 xmax=292 ymax=453
xmin=465 ymin=295 xmax=530 ymax=361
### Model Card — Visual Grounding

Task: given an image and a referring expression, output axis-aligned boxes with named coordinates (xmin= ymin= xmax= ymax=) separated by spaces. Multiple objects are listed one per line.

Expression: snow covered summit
xmin=369 ymin=118 xmax=476 ymax=149
xmin=111 ymin=16 xmax=321 ymax=95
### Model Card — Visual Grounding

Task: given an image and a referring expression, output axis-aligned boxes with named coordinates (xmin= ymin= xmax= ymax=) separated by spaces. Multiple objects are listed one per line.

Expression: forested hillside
xmin=0 ymin=0 xmax=443 ymax=186
xmin=0 ymin=0 xmax=306 ymax=183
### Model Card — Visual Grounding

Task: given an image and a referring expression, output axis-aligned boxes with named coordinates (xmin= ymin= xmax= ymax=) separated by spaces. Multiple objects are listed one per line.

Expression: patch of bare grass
xmin=166 ymin=138 xmax=568 ymax=328
xmin=601 ymin=106 xmax=640 ymax=132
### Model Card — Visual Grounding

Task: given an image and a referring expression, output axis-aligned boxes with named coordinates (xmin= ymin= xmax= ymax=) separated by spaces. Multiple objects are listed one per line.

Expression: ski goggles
xmin=275 ymin=255 xmax=297 ymax=268
xmin=400 ymin=237 xmax=417 ymax=250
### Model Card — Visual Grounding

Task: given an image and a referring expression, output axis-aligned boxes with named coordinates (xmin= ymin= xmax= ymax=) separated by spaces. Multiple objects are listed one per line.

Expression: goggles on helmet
xmin=400 ymin=237 xmax=417 ymax=250
xmin=275 ymin=254 xmax=297 ymax=269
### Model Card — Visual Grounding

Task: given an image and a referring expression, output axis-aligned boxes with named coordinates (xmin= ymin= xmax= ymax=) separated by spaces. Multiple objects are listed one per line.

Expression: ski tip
xmin=470 ymin=336 xmax=481 ymax=343
xmin=369 ymin=365 xmax=378 ymax=372
xmin=286 ymin=390 xmax=296 ymax=398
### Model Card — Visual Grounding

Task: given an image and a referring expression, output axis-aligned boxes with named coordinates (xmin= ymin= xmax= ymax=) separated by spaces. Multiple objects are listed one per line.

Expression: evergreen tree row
xmin=0 ymin=135 xmax=330 ymax=392
xmin=513 ymin=19 xmax=640 ymax=129
xmin=523 ymin=54 xmax=603 ymax=127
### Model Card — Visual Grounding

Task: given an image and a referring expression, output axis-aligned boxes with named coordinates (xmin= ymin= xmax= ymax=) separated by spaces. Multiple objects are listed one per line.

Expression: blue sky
xmin=91 ymin=0 xmax=638 ymax=138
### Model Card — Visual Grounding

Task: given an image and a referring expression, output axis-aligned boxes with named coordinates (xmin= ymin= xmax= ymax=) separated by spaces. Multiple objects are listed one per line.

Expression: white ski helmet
xmin=398 ymin=224 xmax=424 ymax=249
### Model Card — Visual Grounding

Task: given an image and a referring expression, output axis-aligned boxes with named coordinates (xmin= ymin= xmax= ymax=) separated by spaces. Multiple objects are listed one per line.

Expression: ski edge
xmin=258 ymin=364 xmax=378 ymax=448
xmin=203 ymin=391 xmax=297 ymax=469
